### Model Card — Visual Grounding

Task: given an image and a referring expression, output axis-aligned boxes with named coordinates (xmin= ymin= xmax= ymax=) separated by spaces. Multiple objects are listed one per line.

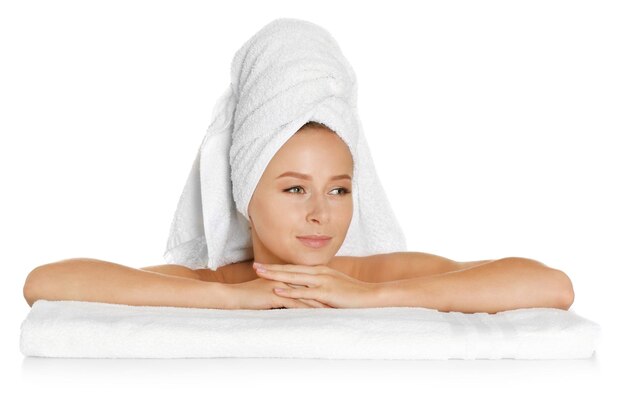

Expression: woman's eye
xmin=285 ymin=186 xmax=304 ymax=194
xmin=330 ymin=188 xmax=351 ymax=195
xmin=284 ymin=186 xmax=351 ymax=195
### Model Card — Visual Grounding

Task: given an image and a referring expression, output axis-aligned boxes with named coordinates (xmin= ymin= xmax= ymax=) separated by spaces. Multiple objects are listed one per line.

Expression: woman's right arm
xmin=22 ymin=258 xmax=234 ymax=309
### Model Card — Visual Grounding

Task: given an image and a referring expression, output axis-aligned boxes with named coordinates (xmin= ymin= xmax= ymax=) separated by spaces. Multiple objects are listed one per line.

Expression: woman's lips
xmin=297 ymin=236 xmax=332 ymax=248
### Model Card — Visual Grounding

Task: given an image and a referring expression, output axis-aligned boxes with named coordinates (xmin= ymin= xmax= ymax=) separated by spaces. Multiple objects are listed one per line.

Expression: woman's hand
xmin=253 ymin=262 xmax=379 ymax=308
xmin=226 ymin=278 xmax=332 ymax=310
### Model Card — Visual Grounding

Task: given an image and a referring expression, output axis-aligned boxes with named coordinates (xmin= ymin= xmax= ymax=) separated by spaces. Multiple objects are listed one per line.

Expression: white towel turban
xmin=164 ymin=18 xmax=407 ymax=271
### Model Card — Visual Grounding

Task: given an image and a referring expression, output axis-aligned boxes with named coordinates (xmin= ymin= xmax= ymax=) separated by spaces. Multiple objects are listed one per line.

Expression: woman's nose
xmin=305 ymin=193 xmax=330 ymax=222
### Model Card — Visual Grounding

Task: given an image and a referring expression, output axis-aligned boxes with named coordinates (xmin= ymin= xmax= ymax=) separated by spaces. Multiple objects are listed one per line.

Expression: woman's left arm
xmin=372 ymin=257 xmax=575 ymax=313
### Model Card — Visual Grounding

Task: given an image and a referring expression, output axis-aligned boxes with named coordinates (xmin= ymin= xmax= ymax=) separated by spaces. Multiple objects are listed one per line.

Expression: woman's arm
xmin=354 ymin=252 xmax=495 ymax=283
xmin=370 ymin=257 xmax=575 ymax=313
xmin=23 ymin=257 xmax=234 ymax=309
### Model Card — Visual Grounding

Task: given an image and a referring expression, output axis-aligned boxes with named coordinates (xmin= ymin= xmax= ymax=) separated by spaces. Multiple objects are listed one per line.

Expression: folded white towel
xmin=20 ymin=300 xmax=601 ymax=359
xmin=163 ymin=18 xmax=407 ymax=270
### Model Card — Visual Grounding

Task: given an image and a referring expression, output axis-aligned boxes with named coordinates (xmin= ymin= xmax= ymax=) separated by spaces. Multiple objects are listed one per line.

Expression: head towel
xmin=163 ymin=18 xmax=407 ymax=271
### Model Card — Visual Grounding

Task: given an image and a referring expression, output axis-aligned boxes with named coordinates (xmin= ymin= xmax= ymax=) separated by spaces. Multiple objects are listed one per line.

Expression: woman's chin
xmin=291 ymin=254 xmax=334 ymax=266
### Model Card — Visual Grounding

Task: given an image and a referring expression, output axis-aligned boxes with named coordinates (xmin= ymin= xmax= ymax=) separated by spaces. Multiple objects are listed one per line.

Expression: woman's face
xmin=248 ymin=126 xmax=354 ymax=266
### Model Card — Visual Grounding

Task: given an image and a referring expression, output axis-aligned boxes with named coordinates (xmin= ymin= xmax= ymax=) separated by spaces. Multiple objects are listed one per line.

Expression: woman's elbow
xmin=24 ymin=267 xmax=43 ymax=307
xmin=553 ymin=269 xmax=575 ymax=310
xmin=23 ymin=265 xmax=53 ymax=307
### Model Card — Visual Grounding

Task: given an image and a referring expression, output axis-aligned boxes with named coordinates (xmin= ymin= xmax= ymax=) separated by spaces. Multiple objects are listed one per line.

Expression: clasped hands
xmin=256 ymin=262 xmax=381 ymax=309
xmin=227 ymin=262 xmax=379 ymax=310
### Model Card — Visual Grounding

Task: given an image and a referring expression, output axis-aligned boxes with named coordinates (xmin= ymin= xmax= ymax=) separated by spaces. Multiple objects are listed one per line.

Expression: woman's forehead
xmin=257 ymin=134 xmax=351 ymax=183
xmin=275 ymin=128 xmax=352 ymax=160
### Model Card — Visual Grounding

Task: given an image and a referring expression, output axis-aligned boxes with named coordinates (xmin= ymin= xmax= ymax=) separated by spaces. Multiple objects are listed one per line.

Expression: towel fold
xmin=163 ymin=18 xmax=407 ymax=270
xmin=20 ymin=300 xmax=601 ymax=359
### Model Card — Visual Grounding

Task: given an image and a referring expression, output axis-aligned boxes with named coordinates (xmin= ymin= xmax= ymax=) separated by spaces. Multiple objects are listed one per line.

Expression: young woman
xmin=23 ymin=122 xmax=575 ymax=313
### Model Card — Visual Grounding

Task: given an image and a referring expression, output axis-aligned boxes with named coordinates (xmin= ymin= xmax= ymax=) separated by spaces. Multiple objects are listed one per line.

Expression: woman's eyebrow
xmin=275 ymin=171 xmax=352 ymax=181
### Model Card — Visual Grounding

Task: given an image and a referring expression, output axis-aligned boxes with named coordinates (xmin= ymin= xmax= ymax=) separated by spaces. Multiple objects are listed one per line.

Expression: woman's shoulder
xmin=213 ymin=253 xmax=397 ymax=284
xmin=328 ymin=254 xmax=395 ymax=282
xmin=330 ymin=252 xmax=429 ymax=283
xmin=220 ymin=256 xmax=370 ymax=281
xmin=327 ymin=255 xmax=361 ymax=278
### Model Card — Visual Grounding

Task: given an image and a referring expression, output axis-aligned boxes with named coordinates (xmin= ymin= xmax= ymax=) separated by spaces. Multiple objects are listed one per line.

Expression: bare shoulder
xmin=141 ymin=253 xmax=494 ymax=284
xmin=212 ymin=260 xmax=258 ymax=284
xmin=327 ymin=255 xmax=394 ymax=282
xmin=328 ymin=253 xmax=406 ymax=283
xmin=327 ymin=256 xmax=362 ymax=280
xmin=331 ymin=252 xmax=495 ymax=283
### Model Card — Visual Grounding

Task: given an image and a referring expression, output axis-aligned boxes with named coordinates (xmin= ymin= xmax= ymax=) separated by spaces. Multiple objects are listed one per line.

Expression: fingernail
xmin=274 ymin=288 xmax=285 ymax=293
xmin=253 ymin=262 xmax=262 ymax=268
xmin=256 ymin=266 xmax=267 ymax=273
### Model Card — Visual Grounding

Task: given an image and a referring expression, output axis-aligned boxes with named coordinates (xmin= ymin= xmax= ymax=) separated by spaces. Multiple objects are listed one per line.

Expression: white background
xmin=2 ymin=0 xmax=624 ymax=415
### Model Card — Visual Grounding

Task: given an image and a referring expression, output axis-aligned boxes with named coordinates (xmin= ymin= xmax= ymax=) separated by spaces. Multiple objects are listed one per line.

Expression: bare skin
xmin=245 ymin=122 xmax=354 ymax=267
xmin=22 ymin=122 xmax=574 ymax=311
xmin=21 ymin=252 xmax=492 ymax=308
xmin=22 ymin=257 xmax=314 ymax=310
xmin=190 ymin=254 xmax=494 ymax=285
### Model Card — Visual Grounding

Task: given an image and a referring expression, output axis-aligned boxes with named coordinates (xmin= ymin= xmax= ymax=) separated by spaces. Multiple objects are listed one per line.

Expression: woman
xmin=23 ymin=121 xmax=574 ymax=312
xmin=22 ymin=18 xmax=574 ymax=313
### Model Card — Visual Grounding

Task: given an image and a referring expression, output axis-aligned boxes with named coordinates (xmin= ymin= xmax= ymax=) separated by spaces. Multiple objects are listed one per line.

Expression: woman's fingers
xmin=284 ymin=298 xmax=315 ymax=308
xmin=296 ymin=298 xmax=331 ymax=308
xmin=296 ymin=296 xmax=332 ymax=308
xmin=280 ymin=294 xmax=322 ymax=308
xmin=283 ymin=284 xmax=329 ymax=308
xmin=256 ymin=268 xmax=318 ymax=287
xmin=277 ymin=293 xmax=326 ymax=308
xmin=276 ymin=299 xmax=331 ymax=309
xmin=295 ymin=299 xmax=317 ymax=308
xmin=272 ymin=284 xmax=330 ymax=309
